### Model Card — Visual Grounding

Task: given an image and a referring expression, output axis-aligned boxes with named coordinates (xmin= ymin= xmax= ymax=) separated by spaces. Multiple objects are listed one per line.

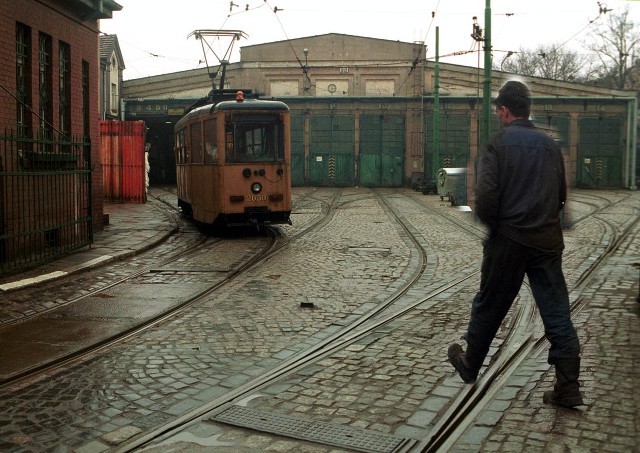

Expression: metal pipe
xmin=626 ymin=96 xmax=638 ymax=189
xmin=433 ymin=27 xmax=440 ymax=176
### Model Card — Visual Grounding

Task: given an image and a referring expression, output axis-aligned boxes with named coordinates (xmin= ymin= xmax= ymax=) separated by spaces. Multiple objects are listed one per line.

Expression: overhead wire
xmin=99 ymin=31 xmax=195 ymax=68
xmin=493 ymin=2 xmax=609 ymax=68
xmin=396 ymin=0 xmax=441 ymax=95
xmin=555 ymin=3 xmax=609 ymax=50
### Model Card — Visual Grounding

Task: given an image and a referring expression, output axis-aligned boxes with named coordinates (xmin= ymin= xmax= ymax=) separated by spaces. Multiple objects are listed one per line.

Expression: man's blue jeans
xmin=464 ymin=233 xmax=580 ymax=371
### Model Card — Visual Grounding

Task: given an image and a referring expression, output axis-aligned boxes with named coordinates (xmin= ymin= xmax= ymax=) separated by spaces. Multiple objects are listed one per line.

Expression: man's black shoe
xmin=448 ymin=343 xmax=477 ymax=383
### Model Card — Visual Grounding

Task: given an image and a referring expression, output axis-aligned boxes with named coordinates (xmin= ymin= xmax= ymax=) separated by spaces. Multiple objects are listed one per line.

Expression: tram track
xmin=0 ymin=187 xmax=199 ymax=326
xmin=0 ymin=189 xmax=342 ymax=389
xmin=120 ymin=188 xmax=551 ymax=453
xmin=116 ymin=189 xmax=488 ymax=452
xmin=0 ymin=188 xmax=636 ymax=453
xmin=377 ymin=190 xmax=539 ymax=453
xmin=412 ymin=189 xmax=640 ymax=452
xmin=122 ymin=188 xmax=634 ymax=453
xmin=348 ymin=189 xmax=635 ymax=453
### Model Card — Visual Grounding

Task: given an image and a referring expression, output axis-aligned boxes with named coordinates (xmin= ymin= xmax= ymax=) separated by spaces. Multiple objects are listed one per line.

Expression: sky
xmin=99 ymin=0 xmax=640 ymax=80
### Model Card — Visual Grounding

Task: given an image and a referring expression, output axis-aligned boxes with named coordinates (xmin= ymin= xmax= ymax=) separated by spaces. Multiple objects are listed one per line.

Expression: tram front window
xmin=225 ymin=117 xmax=283 ymax=163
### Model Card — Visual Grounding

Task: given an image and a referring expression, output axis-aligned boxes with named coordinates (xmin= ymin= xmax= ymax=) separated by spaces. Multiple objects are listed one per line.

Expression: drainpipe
xmin=626 ymin=96 xmax=638 ymax=190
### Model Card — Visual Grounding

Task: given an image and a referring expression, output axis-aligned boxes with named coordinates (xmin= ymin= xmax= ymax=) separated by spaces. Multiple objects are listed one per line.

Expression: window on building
xmin=82 ymin=60 xmax=90 ymax=140
xmin=16 ymin=23 xmax=32 ymax=138
xmin=59 ymin=41 xmax=71 ymax=139
xmin=111 ymin=83 xmax=118 ymax=114
xmin=38 ymin=32 xmax=53 ymax=139
xmin=110 ymin=55 xmax=119 ymax=114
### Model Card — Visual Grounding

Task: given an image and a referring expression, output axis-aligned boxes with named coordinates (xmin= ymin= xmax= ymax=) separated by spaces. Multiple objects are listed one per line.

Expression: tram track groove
xmin=371 ymin=190 xmax=621 ymax=452
xmin=0 ymin=189 xmax=636 ymax=453
xmin=119 ymin=189 xmax=487 ymax=451
xmin=0 ymin=189 xmax=342 ymax=389
xmin=376 ymin=190 xmax=541 ymax=453
xmin=415 ymin=189 xmax=640 ymax=452
xmin=128 ymin=188 xmax=542 ymax=452
xmin=131 ymin=185 xmax=628 ymax=453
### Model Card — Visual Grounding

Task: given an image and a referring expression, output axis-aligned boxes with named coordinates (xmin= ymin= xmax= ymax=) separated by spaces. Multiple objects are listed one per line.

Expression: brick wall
xmin=0 ymin=0 xmax=105 ymax=230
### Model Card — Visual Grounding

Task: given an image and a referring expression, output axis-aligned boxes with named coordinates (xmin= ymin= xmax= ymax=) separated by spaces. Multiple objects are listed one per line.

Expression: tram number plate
xmin=247 ymin=194 xmax=267 ymax=202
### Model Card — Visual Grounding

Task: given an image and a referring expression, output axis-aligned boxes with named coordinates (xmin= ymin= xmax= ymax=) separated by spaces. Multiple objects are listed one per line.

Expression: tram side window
xmin=175 ymin=129 xmax=186 ymax=164
xmin=225 ymin=117 xmax=283 ymax=163
xmin=190 ymin=122 xmax=203 ymax=164
xmin=204 ymin=118 xmax=218 ymax=163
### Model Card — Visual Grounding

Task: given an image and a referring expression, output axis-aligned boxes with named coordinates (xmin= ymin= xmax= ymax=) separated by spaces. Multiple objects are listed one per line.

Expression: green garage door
xmin=359 ymin=114 xmax=405 ymax=187
xmin=531 ymin=115 xmax=570 ymax=148
xmin=425 ymin=113 xmax=471 ymax=182
xmin=309 ymin=114 xmax=355 ymax=186
xmin=577 ymin=116 xmax=622 ymax=188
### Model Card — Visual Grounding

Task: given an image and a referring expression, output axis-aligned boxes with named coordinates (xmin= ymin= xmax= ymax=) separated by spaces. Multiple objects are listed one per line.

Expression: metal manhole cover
xmin=211 ymin=405 xmax=414 ymax=453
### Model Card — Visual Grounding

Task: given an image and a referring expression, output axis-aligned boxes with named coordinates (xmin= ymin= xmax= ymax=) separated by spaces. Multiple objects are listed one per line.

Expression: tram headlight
xmin=251 ymin=182 xmax=262 ymax=194
xmin=242 ymin=168 xmax=251 ymax=178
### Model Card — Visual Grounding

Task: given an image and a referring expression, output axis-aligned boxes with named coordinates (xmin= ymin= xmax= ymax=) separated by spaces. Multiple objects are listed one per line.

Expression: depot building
xmin=121 ymin=33 xmax=638 ymax=191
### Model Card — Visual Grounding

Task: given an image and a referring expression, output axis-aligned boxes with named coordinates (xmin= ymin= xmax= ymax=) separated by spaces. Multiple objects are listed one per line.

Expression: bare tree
xmin=495 ymin=44 xmax=594 ymax=82
xmin=583 ymin=5 xmax=640 ymax=90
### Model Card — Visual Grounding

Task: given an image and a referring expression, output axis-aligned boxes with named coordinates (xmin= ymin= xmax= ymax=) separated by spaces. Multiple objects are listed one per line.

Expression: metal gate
xmin=425 ymin=113 xmax=470 ymax=181
xmin=0 ymin=130 xmax=92 ymax=275
xmin=309 ymin=114 xmax=355 ymax=186
xmin=359 ymin=114 xmax=405 ymax=187
xmin=577 ymin=116 xmax=623 ymax=188
xmin=101 ymin=121 xmax=147 ymax=203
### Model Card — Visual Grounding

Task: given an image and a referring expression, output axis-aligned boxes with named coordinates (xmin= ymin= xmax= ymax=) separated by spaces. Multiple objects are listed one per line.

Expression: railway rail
xmin=0 ymin=188 xmax=637 ymax=453
xmin=116 ymin=189 xmax=537 ymax=452
xmin=0 ymin=188 xmax=340 ymax=387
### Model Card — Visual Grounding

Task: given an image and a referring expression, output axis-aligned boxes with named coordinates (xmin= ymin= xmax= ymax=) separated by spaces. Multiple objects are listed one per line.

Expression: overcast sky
xmin=99 ymin=0 xmax=640 ymax=80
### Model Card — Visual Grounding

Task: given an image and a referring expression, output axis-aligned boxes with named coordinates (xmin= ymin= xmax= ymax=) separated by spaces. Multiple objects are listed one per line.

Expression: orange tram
xmin=174 ymin=91 xmax=292 ymax=228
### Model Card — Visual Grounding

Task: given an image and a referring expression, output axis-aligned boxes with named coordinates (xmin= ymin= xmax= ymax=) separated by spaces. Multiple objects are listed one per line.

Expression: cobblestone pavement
xmin=448 ymin=191 xmax=640 ymax=453
xmin=0 ymin=188 xmax=637 ymax=453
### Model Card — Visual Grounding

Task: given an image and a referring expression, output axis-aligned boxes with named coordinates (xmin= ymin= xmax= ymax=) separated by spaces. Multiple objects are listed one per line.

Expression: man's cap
xmin=492 ymin=81 xmax=531 ymax=110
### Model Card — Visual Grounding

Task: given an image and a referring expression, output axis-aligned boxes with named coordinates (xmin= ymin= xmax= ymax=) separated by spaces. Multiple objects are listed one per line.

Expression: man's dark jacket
xmin=475 ymin=119 xmax=567 ymax=252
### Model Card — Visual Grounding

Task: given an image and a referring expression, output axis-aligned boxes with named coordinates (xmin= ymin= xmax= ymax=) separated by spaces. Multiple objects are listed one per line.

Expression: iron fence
xmin=0 ymin=129 xmax=92 ymax=276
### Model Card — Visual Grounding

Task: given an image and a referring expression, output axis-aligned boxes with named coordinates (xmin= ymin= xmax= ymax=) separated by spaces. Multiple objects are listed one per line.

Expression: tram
xmin=174 ymin=91 xmax=292 ymax=227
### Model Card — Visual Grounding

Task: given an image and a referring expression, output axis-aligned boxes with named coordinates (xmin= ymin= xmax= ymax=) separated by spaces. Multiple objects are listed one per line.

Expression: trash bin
xmin=436 ymin=167 xmax=467 ymax=206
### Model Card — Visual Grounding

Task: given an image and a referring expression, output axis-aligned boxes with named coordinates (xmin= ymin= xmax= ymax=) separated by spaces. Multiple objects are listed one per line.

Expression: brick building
xmin=0 ymin=0 xmax=121 ymax=274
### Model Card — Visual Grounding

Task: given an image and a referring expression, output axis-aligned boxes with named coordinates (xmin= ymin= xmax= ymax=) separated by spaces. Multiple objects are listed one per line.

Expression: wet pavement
xmin=0 ymin=187 xmax=638 ymax=453
xmin=0 ymin=196 xmax=179 ymax=294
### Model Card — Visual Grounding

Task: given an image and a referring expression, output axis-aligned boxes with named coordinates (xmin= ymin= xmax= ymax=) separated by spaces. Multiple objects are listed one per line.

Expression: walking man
xmin=448 ymin=80 xmax=584 ymax=408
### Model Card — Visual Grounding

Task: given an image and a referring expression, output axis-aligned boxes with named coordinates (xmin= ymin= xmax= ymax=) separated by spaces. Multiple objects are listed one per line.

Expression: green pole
xmin=433 ymin=27 xmax=440 ymax=175
xmin=481 ymin=0 xmax=492 ymax=150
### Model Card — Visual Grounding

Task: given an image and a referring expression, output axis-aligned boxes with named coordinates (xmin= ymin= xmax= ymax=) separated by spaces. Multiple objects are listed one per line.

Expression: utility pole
xmin=471 ymin=2 xmax=492 ymax=151
xmin=432 ymin=27 xmax=440 ymax=177
xmin=482 ymin=0 xmax=492 ymax=149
